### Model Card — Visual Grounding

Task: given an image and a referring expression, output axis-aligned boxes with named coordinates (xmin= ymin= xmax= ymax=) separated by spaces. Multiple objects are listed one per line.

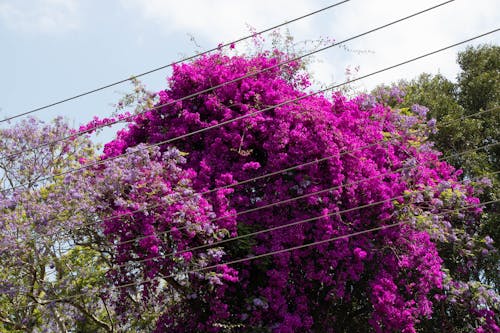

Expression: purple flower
xmin=354 ymin=247 xmax=367 ymax=260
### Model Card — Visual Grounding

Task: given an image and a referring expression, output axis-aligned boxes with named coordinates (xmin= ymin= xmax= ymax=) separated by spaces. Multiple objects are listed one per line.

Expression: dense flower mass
xmin=96 ymin=52 xmax=498 ymax=332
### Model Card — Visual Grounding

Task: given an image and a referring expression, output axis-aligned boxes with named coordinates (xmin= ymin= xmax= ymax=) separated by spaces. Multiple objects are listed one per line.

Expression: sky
xmin=0 ymin=0 xmax=498 ymax=145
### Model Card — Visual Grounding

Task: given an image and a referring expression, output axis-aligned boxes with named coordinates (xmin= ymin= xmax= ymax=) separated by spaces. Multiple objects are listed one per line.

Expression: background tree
xmin=377 ymin=44 xmax=499 ymax=290
xmin=0 ymin=117 xmax=114 ymax=332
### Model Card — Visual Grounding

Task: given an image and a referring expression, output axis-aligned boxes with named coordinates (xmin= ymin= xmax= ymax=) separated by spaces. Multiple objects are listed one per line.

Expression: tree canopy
xmin=379 ymin=44 xmax=499 ymax=292
xmin=0 ymin=45 xmax=498 ymax=332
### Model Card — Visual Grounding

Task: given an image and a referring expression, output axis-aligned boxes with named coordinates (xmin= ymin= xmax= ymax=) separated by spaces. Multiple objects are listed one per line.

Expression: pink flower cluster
xmin=96 ymin=52 xmax=497 ymax=331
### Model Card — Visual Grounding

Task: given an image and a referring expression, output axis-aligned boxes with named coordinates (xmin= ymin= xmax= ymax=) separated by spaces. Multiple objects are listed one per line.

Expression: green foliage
xmin=457 ymin=45 xmax=500 ymax=113
xmin=378 ymin=44 xmax=499 ymax=291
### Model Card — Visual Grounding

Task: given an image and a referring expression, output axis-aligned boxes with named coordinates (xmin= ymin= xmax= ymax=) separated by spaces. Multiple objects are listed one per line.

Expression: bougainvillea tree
xmin=94 ymin=50 xmax=498 ymax=332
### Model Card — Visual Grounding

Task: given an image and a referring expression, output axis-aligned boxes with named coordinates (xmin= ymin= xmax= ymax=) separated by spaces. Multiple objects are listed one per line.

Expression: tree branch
xmin=65 ymin=299 xmax=113 ymax=333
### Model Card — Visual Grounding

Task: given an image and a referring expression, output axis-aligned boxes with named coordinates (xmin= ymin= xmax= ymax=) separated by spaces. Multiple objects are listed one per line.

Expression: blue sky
xmin=0 ymin=0 xmax=498 ymax=145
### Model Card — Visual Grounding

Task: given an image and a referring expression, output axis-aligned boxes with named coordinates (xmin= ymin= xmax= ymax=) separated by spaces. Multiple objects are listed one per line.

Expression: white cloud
xmin=0 ymin=0 xmax=79 ymax=34
xmin=315 ymin=0 xmax=500 ymax=89
xmin=123 ymin=0 xmax=499 ymax=89
xmin=121 ymin=0 xmax=317 ymax=44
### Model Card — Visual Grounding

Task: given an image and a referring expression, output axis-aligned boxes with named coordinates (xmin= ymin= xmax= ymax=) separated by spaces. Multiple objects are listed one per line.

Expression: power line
xmin=73 ymin=143 xmax=388 ymax=232
xmin=12 ymin=198 xmax=497 ymax=309
xmin=37 ymin=128 xmax=498 ymax=244
xmin=101 ymin=171 xmax=500 ymax=271
xmin=2 ymin=26 xmax=497 ymax=195
xmin=6 ymin=104 xmax=496 ymax=246
xmin=13 ymin=140 xmax=388 ymax=244
xmin=81 ymin=140 xmax=499 ymax=237
xmin=19 ymin=179 xmax=500 ymax=292
xmin=39 ymin=140 xmax=497 ymax=266
xmin=185 ymin=200 xmax=497 ymax=274
xmin=0 ymin=0 xmax=351 ymax=123
xmin=5 ymin=138 xmax=494 ymax=292
xmin=1 ymin=0 xmax=457 ymax=161
xmin=65 ymin=148 xmax=499 ymax=271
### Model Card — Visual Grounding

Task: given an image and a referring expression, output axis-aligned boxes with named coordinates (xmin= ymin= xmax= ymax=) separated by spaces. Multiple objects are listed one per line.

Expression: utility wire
xmin=8 ymin=140 xmax=496 ymax=288
xmin=0 ymin=0 xmax=351 ymax=123
xmin=7 ymin=105 xmax=496 ymax=246
xmin=2 ymin=25 xmax=496 ymax=195
xmin=183 ymin=199 xmax=498 ymax=275
xmin=45 ymin=121 xmax=499 ymax=243
xmin=18 ymin=175 xmax=499 ymax=290
xmin=98 ymin=170 xmax=500 ymax=271
xmin=1 ymin=0 xmax=456 ymax=161
xmin=45 ymin=141 xmax=497 ymax=267
xmin=13 ymin=198 xmax=497 ymax=309
xmin=66 ymin=147 xmax=499 ymax=271
xmin=71 ymin=140 xmax=498 ymax=238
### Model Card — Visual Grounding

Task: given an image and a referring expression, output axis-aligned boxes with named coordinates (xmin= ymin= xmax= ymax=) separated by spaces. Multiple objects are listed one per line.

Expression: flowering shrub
xmin=96 ymin=51 xmax=498 ymax=332
xmin=89 ymin=145 xmax=237 ymax=331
